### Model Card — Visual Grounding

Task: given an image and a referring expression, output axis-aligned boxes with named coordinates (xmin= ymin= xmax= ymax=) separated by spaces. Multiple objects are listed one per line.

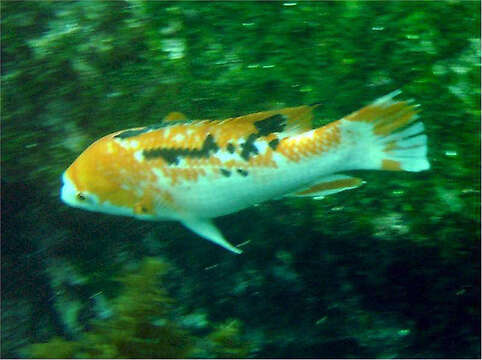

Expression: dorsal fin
xmin=279 ymin=104 xmax=319 ymax=133
xmin=140 ymin=105 xmax=320 ymax=149
xmin=164 ymin=111 xmax=188 ymax=122
xmin=222 ymin=104 xmax=319 ymax=135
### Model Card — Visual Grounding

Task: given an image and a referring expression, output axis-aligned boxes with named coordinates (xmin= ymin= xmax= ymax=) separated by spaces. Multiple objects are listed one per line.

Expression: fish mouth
xmin=60 ymin=172 xmax=78 ymax=206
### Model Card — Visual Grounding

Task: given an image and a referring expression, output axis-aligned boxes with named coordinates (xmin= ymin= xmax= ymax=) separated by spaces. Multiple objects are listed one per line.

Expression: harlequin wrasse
xmin=61 ymin=90 xmax=429 ymax=254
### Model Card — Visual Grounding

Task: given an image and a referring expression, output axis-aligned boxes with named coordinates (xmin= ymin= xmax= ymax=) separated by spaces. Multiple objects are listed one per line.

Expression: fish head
xmin=60 ymin=136 xmax=147 ymax=218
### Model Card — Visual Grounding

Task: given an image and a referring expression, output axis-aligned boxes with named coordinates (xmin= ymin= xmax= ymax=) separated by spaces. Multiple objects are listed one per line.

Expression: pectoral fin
xmin=181 ymin=217 xmax=243 ymax=254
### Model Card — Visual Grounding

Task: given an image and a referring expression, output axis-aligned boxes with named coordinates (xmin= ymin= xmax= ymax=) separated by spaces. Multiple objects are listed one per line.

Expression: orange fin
xmin=133 ymin=195 xmax=156 ymax=216
xmin=164 ymin=111 xmax=188 ymax=122
xmin=344 ymin=90 xmax=418 ymax=136
xmin=288 ymin=175 xmax=364 ymax=199
xmin=277 ymin=104 xmax=319 ymax=133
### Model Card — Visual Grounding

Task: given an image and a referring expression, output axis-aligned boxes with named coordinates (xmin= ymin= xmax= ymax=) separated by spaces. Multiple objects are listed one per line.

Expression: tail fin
xmin=340 ymin=90 xmax=430 ymax=172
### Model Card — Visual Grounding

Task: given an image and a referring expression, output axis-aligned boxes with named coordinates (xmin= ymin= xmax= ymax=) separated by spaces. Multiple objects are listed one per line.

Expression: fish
xmin=60 ymin=90 xmax=429 ymax=254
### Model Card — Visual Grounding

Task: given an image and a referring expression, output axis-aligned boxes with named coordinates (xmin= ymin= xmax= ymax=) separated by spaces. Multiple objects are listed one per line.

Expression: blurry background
xmin=2 ymin=1 xmax=480 ymax=358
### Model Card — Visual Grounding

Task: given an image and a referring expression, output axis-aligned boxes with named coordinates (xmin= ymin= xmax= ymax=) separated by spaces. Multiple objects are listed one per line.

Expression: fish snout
xmin=60 ymin=172 xmax=85 ymax=207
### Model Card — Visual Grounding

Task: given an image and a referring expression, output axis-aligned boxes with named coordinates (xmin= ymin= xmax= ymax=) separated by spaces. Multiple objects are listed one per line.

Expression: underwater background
xmin=1 ymin=1 xmax=480 ymax=358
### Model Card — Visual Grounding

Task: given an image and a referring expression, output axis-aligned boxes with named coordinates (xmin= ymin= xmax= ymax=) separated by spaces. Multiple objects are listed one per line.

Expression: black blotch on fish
xmin=114 ymin=128 xmax=149 ymax=139
xmin=268 ymin=138 xmax=280 ymax=150
xmin=237 ymin=169 xmax=249 ymax=177
xmin=143 ymin=148 xmax=180 ymax=165
xmin=203 ymin=134 xmax=219 ymax=153
xmin=226 ymin=143 xmax=235 ymax=153
xmin=220 ymin=168 xmax=231 ymax=177
xmin=236 ymin=114 xmax=286 ymax=161
xmin=143 ymin=133 xmax=219 ymax=165
xmin=240 ymin=134 xmax=259 ymax=161
xmin=254 ymin=114 xmax=287 ymax=137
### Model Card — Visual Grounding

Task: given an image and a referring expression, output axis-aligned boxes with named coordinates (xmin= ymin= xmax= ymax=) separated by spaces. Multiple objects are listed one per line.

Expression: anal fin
xmin=288 ymin=174 xmax=365 ymax=199
xmin=181 ymin=217 xmax=243 ymax=254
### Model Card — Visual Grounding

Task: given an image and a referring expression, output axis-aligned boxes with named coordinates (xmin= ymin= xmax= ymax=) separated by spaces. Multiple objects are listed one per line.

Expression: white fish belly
xmin=170 ymin=148 xmax=350 ymax=218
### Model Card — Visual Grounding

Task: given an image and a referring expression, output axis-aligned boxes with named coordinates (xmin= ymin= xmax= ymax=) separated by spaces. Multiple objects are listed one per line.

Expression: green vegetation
xmin=2 ymin=1 xmax=480 ymax=358
xmin=25 ymin=258 xmax=249 ymax=359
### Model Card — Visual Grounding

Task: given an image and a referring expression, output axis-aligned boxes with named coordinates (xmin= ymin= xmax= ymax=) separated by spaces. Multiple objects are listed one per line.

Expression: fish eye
xmin=76 ymin=192 xmax=87 ymax=201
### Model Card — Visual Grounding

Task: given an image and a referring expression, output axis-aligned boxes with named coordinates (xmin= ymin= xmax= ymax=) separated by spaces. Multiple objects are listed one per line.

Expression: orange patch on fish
xmin=384 ymin=141 xmax=398 ymax=153
xmin=382 ymin=159 xmax=402 ymax=171
xmin=278 ymin=122 xmax=341 ymax=161
xmin=160 ymin=167 xmax=208 ymax=185
xmin=248 ymin=148 xmax=277 ymax=168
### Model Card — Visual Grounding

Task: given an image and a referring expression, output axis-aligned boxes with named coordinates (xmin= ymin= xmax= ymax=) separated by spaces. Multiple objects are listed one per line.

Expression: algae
xmin=24 ymin=258 xmax=248 ymax=359
xmin=2 ymin=1 xmax=480 ymax=358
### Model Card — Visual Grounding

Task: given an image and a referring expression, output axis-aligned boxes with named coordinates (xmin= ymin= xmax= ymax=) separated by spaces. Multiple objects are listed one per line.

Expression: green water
xmin=2 ymin=1 xmax=480 ymax=358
